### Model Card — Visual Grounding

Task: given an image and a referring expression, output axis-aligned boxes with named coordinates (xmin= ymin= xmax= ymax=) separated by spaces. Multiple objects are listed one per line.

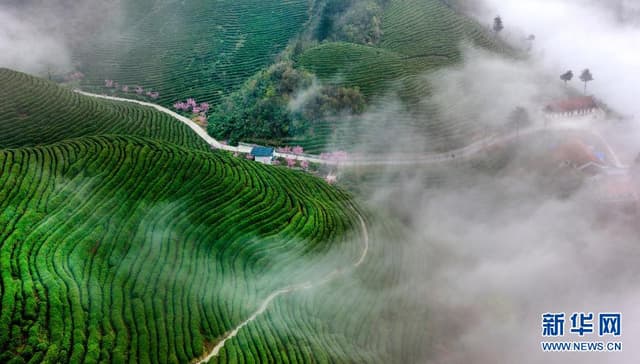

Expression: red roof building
xmin=545 ymin=96 xmax=600 ymax=116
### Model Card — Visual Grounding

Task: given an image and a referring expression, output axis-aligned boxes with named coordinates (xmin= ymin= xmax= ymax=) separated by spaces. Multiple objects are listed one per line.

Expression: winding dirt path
xmin=74 ymin=90 xmax=624 ymax=168
xmin=75 ymin=91 xmax=626 ymax=362
xmin=193 ymin=211 xmax=369 ymax=364
xmin=73 ymin=90 xmax=371 ymax=363
xmin=74 ymin=90 xmax=251 ymax=152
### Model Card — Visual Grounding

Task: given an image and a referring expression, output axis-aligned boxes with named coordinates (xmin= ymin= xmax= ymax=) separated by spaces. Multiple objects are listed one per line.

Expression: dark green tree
xmin=580 ymin=69 xmax=594 ymax=94
xmin=493 ymin=16 xmax=504 ymax=34
xmin=560 ymin=70 xmax=573 ymax=86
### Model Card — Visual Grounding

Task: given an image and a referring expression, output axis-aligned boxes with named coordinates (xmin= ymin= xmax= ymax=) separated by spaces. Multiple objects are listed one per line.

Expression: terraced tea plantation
xmin=0 ymin=1 xmax=526 ymax=362
xmin=0 ymin=69 xmax=208 ymax=151
xmin=289 ymin=0 xmax=510 ymax=153
xmin=298 ymin=0 xmax=505 ymax=99
xmin=76 ymin=0 xmax=311 ymax=107
xmin=0 ymin=69 xmax=373 ymax=363
xmin=63 ymin=0 xmax=510 ymax=155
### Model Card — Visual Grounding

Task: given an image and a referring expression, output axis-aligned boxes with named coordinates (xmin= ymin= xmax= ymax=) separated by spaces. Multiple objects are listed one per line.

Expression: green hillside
xmin=298 ymin=0 xmax=504 ymax=99
xmin=0 ymin=135 xmax=365 ymax=363
xmin=0 ymin=0 xmax=524 ymax=361
xmin=198 ymin=0 xmax=509 ymax=153
xmin=0 ymin=68 xmax=208 ymax=151
xmin=0 ymin=68 xmax=382 ymax=363
xmin=75 ymin=0 xmax=312 ymax=107
xmin=285 ymin=0 xmax=510 ymax=153
xmin=57 ymin=0 xmax=511 ymax=154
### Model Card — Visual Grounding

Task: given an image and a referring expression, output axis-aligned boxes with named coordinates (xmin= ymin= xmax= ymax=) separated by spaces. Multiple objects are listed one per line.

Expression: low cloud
xmin=426 ymin=48 xmax=563 ymax=129
xmin=471 ymin=0 xmax=640 ymax=119
xmin=0 ymin=1 xmax=123 ymax=75
xmin=0 ymin=6 xmax=72 ymax=74
xmin=337 ymin=5 xmax=640 ymax=361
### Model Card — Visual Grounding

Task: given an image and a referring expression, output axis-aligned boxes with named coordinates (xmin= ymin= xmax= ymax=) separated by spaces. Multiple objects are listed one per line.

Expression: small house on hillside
xmin=250 ymin=147 xmax=275 ymax=165
xmin=544 ymin=96 xmax=604 ymax=119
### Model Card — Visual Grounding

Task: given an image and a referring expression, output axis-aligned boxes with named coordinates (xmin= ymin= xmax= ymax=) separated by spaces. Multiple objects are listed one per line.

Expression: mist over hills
xmin=1 ymin=1 xmax=639 ymax=363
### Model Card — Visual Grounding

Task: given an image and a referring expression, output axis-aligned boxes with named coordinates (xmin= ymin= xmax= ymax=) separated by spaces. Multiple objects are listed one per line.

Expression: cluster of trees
xmin=302 ymin=85 xmax=365 ymax=119
xmin=174 ymin=98 xmax=210 ymax=127
xmin=316 ymin=0 xmax=388 ymax=45
xmin=208 ymin=62 xmax=365 ymax=145
xmin=560 ymin=69 xmax=594 ymax=94
xmin=174 ymin=98 xmax=210 ymax=113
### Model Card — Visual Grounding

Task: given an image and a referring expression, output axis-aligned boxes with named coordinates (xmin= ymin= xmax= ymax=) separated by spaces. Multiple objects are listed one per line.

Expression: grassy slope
xmin=210 ymin=214 xmax=421 ymax=364
xmin=0 ymin=70 xmax=374 ymax=363
xmin=289 ymin=0 xmax=508 ymax=153
xmin=298 ymin=0 xmax=503 ymax=98
xmin=66 ymin=0 xmax=507 ymax=155
xmin=75 ymin=0 xmax=311 ymax=107
xmin=0 ymin=68 xmax=208 ymax=151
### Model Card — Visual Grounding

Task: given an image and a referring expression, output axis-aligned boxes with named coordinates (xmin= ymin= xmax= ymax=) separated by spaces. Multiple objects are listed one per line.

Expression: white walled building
xmin=250 ymin=147 xmax=275 ymax=165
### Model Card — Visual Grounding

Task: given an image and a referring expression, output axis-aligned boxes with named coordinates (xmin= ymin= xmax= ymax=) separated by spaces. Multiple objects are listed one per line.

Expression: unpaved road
xmin=193 ymin=211 xmax=369 ymax=364
xmin=77 ymin=91 xmax=625 ymax=362
xmin=76 ymin=90 xmax=624 ymax=168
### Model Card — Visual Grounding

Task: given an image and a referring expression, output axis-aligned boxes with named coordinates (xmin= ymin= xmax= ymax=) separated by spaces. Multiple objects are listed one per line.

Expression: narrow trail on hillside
xmin=76 ymin=91 xmax=626 ymax=363
xmin=75 ymin=90 xmax=626 ymax=169
xmin=193 ymin=210 xmax=369 ymax=364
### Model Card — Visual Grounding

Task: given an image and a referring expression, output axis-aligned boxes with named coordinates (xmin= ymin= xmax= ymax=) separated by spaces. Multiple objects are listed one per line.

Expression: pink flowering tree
xmin=174 ymin=102 xmax=188 ymax=110
xmin=121 ymin=85 xmax=129 ymax=92
xmin=292 ymin=146 xmax=304 ymax=155
xmin=300 ymin=160 xmax=309 ymax=169
xmin=104 ymin=80 xmax=115 ymax=88
xmin=173 ymin=97 xmax=210 ymax=127
xmin=286 ymin=158 xmax=297 ymax=168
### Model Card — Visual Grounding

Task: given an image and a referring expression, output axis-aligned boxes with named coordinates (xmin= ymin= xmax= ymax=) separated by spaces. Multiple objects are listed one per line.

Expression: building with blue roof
xmin=250 ymin=146 xmax=275 ymax=165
